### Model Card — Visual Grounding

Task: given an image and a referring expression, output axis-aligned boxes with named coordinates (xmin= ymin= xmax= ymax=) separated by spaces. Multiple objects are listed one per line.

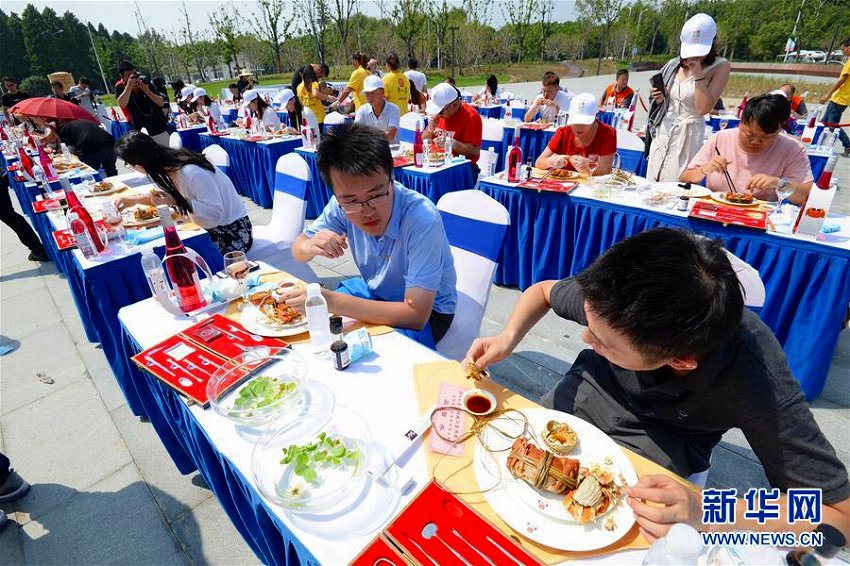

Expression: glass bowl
xmin=251 ymin=404 xmax=371 ymax=513
xmin=206 ymin=347 xmax=307 ymax=427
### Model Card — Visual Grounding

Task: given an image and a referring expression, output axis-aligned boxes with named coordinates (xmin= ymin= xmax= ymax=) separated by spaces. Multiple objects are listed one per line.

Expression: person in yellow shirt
xmin=334 ymin=51 xmax=370 ymax=112
xmin=818 ymin=38 xmax=850 ymax=157
xmin=382 ymin=52 xmax=411 ymax=117
xmin=298 ymin=64 xmax=336 ymax=125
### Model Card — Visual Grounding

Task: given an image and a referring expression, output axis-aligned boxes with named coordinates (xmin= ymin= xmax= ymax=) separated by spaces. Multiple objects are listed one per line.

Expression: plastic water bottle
xmin=60 ymin=143 xmax=72 ymax=160
xmin=487 ymin=147 xmax=496 ymax=176
xmin=642 ymin=523 xmax=703 ymax=565
xmin=305 ymin=283 xmax=331 ymax=356
xmin=67 ymin=210 xmax=99 ymax=259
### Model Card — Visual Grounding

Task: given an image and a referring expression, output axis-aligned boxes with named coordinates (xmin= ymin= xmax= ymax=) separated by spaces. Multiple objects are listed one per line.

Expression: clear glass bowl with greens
xmin=206 ymin=347 xmax=307 ymax=427
xmin=251 ymin=404 xmax=371 ymax=512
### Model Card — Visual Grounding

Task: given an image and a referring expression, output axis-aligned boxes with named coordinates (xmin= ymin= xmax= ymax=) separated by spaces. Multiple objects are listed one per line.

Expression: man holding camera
xmin=115 ymin=60 xmax=169 ymax=145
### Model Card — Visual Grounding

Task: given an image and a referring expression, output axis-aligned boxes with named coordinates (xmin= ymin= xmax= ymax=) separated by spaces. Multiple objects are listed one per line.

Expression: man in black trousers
xmin=0 ymin=171 xmax=48 ymax=262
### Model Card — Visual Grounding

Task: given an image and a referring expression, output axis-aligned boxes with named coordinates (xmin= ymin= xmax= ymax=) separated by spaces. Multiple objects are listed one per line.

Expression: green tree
xmin=392 ymin=0 xmax=426 ymax=59
xmin=502 ymin=0 xmax=539 ymax=63
xmin=254 ymin=0 xmax=294 ymax=73
xmin=21 ymin=5 xmax=66 ymax=77
xmin=209 ymin=7 xmax=241 ymax=76
xmin=0 ymin=11 xmax=31 ymax=82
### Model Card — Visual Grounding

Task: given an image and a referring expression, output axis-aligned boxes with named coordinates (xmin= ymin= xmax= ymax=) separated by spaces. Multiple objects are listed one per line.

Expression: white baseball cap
xmin=426 ymin=82 xmax=461 ymax=115
xmin=242 ymin=89 xmax=259 ymax=107
xmin=180 ymin=86 xmax=195 ymax=98
xmin=192 ymin=88 xmax=207 ymax=99
xmin=275 ymin=88 xmax=295 ymax=105
xmin=680 ymin=13 xmax=717 ymax=59
xmin=566 ymin=93 xmax=598 ymax=126
xmin=362 ymin=75 xmax=384 ymax=93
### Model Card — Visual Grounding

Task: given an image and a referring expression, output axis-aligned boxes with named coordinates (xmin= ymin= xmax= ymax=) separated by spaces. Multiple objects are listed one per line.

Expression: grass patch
xmin=724 ymin=74 xmax=830 ymax=100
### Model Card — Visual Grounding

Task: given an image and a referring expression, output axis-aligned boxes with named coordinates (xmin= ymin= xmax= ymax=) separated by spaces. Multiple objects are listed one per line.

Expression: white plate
xmin=240 ymin=303 xmax=308 ymax=337
xmin=711 ymin=191 xmax=759 ymax=207
xmin=473 ymin=408 xmax=638 ymax=552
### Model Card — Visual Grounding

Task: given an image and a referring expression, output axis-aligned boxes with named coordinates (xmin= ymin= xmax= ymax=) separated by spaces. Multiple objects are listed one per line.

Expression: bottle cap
xmin=306 ymin=283 xmax=322 ymax=297
xmin=814 ymin=524 xmax=845 ymax=558
xmin=665 ymin=523 xmax=702 ymax=559
xmin=329 ymin=315 xmax=343 ymax=333
xmin=156 ymin=205 xmax=174 ymax=228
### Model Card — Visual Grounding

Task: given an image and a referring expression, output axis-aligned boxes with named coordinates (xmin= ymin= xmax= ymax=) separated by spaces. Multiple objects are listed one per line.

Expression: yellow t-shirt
xmin=382 ymin=70 xmax=410 ymax=116
xmin=298 ymin=80 xmax=325 ymax=123
xmin=831 ymin=60 xmax=850 ymax=106
xmin=348 ymin=67 xmax=370 ymax=110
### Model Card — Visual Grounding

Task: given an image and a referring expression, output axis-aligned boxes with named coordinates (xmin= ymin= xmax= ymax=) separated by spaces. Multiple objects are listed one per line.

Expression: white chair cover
xmin=481 ymin=118 xmax=503 ymax=144
xmin=168 ymin=132 xmax=182 ymax=149
xmin=201 ymin=144 xmax=229 ymax=172
xmin=399 ymin=112 xmax=423 ymax=144
xmin=616 ymin=130 xmax=645 ymax=174
xmin=724 ymin=250 xmax=765 ymax=308
xmin=249 ymin=153 xmax=310 ymax=268
xmin=500 ymin=91 xmax=514 ymax=103
xmin=324 ymin=111 xmax=346 ymax=125
xmin=435 ymin=190 xmax=510 ymax=361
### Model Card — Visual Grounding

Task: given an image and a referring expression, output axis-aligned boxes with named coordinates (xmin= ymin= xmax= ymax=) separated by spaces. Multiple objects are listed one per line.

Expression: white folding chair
xmin=479 ymin=118 xmax=506 ymax=178
xmin=435 ymin=190 xmax=510 ymax=361
xmin=616 ymin=130 xmax=645 ymax=175
xmin=248 ymin=153 xmax=310 ymax=261
xmin=399 ymin=112 xmax=422 ymax=144
xmin=169 ymin=132 xmax=183 ymax=149
xmin=323 ymin=111 xmax=347 ymax=135
xmin=201 ymin=144 xmax=229 ymax=175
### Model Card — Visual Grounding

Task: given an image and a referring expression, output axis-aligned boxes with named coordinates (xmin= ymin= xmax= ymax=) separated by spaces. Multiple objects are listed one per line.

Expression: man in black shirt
xmin=114 ymin=61 xmax=169 ymax=145
xmin=32 ymin=116 xmax=117 ymax=176
xmin=466 ymin=228 xmax=849 ymax=542
xmin=2 ymin=77 xmax=30 ymax=124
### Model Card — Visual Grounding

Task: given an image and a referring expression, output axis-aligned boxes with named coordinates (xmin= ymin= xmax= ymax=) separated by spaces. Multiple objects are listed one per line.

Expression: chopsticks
xmin=714 ymin=146 xmax=737 ymax=194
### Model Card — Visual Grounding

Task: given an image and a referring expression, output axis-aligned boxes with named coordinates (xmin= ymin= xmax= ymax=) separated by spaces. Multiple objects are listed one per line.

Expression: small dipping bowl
xmin=461 ymin=388 xmax=497 ymax=417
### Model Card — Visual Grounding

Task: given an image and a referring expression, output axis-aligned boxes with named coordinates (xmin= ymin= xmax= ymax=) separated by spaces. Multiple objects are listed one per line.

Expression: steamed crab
xmin=562 ymin=464 xmax=622 ymax=524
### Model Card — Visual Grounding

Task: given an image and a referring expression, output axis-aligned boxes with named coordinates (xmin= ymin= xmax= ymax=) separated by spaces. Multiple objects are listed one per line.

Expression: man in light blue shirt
xmin=289 ymin=122 xmax=456 ymax=348
xmin=354 ymin=75 xmax=401 ymax=144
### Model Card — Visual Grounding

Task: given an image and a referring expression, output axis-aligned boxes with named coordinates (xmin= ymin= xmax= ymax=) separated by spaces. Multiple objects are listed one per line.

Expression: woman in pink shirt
xmin=680 ymin=93 xmax=813 ymax=204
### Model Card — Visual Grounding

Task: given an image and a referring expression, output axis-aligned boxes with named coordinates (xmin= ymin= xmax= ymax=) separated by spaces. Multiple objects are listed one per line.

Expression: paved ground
xmin=1 ymin=73 xmax=849 ymax=563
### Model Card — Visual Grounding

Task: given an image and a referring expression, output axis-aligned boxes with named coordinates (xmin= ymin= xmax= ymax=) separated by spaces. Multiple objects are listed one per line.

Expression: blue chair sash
xmin=399 ymin=128 xmax=416 ymax=144
xmin=216 ymin=164 xmax=229 ymax=176
xmin=274 ymin=171 xmax=308 ymax=200
xmin=439 ymin=210 xmax=507 ymax=262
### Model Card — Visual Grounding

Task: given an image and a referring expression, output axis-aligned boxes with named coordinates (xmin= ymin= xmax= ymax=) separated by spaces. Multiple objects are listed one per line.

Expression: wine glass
xmin=101 ymin=200 xmax=128 ymax=250
xmin=224 ymin=251 xmax=250 ymax=293
xmin=588 ymin=154 xmax=600 ymax=177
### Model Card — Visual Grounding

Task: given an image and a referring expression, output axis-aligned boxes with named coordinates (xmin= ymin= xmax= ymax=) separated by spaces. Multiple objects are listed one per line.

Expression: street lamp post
xmin=450 ymin=26 xmax=458 ymax=80
xmin=86 ymin=22 xmax=110 ymax=95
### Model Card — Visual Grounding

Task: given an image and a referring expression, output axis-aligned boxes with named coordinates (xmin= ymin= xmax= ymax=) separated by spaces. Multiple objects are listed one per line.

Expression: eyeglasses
xmin=338 ymin=184 xmax=392 ymax=214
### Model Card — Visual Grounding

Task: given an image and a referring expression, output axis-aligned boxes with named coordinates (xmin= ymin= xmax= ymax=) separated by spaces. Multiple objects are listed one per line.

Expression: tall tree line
xmin=2 ymin=0 xmax=846 ymax=92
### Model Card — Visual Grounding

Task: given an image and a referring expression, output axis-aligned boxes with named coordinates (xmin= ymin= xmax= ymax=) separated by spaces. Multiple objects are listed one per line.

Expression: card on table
xmin=689 ymin=200 xmax=767 ymax=230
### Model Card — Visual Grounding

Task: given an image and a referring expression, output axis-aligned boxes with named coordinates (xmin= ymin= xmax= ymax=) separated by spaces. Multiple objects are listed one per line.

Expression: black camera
xmin=130 ymin=73 xmax=149 ymax=84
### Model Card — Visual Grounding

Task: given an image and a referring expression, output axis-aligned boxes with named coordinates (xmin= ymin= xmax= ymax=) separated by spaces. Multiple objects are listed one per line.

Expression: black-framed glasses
xmin=338 ymin=182 xmax=392 ymax=214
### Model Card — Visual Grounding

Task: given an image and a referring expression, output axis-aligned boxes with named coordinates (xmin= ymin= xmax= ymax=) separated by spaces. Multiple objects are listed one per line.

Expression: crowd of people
xmin=0 ymin=9 xmax=849 ymax=546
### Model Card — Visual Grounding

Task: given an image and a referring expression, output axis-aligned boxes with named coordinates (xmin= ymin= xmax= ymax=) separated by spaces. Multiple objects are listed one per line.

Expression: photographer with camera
xmin=115 ymin=60 xmax=169 ymax=146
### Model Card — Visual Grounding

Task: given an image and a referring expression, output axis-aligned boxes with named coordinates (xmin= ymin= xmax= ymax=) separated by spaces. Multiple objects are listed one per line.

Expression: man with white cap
xmin=646 ymin=13 xmax=730 ymax=182
xmin=354 ymin=75 xmax=400 ymax=143
xmin=423 ymin=82 xmax=483 ymax=169
xmin=535 ymin=93 xmax=616 ymax=175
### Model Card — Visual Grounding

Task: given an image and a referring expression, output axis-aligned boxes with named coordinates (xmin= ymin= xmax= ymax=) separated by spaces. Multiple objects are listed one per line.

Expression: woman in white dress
xmin=646 ymin=13 xmax=730 ymax=182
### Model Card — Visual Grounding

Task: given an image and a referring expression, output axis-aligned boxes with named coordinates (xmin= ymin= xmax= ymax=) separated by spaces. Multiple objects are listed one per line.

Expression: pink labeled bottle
xmin=63 ymin=186 xmax=106 ymax=253
xmin=506 ymin=126 xmax=523 ymax=183
xmin=158 ymin=205 xmax=206 ymax=312
xmin=413 ymin=120 xmax=424 ymax=167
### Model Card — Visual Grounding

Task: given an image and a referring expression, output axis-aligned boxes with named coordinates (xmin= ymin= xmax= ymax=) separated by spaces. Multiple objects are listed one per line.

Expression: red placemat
xmin=131 ymin=314 xmax=290 ymax=406
xmin=689 ymin=200 xmax=767 ymax=230
xmin=52 ymin=229 xmax=77 ymax=250
xmin=379 ymin=480 xmax=541 ymax=565
xmin=207 ymin=131 xmax=230 ymax=137
xmin=393 ymin=156 xmax=414 ymax=168
xmin=33 ymin=196 xmax=66 ymax=214
xmin=518 ymin=179 xmax=578 ymax=193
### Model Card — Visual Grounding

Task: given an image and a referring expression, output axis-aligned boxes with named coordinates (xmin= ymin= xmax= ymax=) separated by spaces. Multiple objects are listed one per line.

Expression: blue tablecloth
xmin=118 ymin=329 xmax=319 ymax=565
xmin=809 ymin=153 xmax=828 ymax=179
xmin=501 ymin=126 xmax=555 ymax=171
xmin=199 ymin=134 xmax=303 ymax=208
xmin=706 ymin=116 xmax=741 ymax=132
xmin=479 ymin=179 xmax=849 ymax=400
xmin=177 ymin=126 xmax=206 ymax=152
xmin=110 ymin=120 xmax=132 ymax=139
xmin=296 ymin=147 xmax=475 ymax=218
